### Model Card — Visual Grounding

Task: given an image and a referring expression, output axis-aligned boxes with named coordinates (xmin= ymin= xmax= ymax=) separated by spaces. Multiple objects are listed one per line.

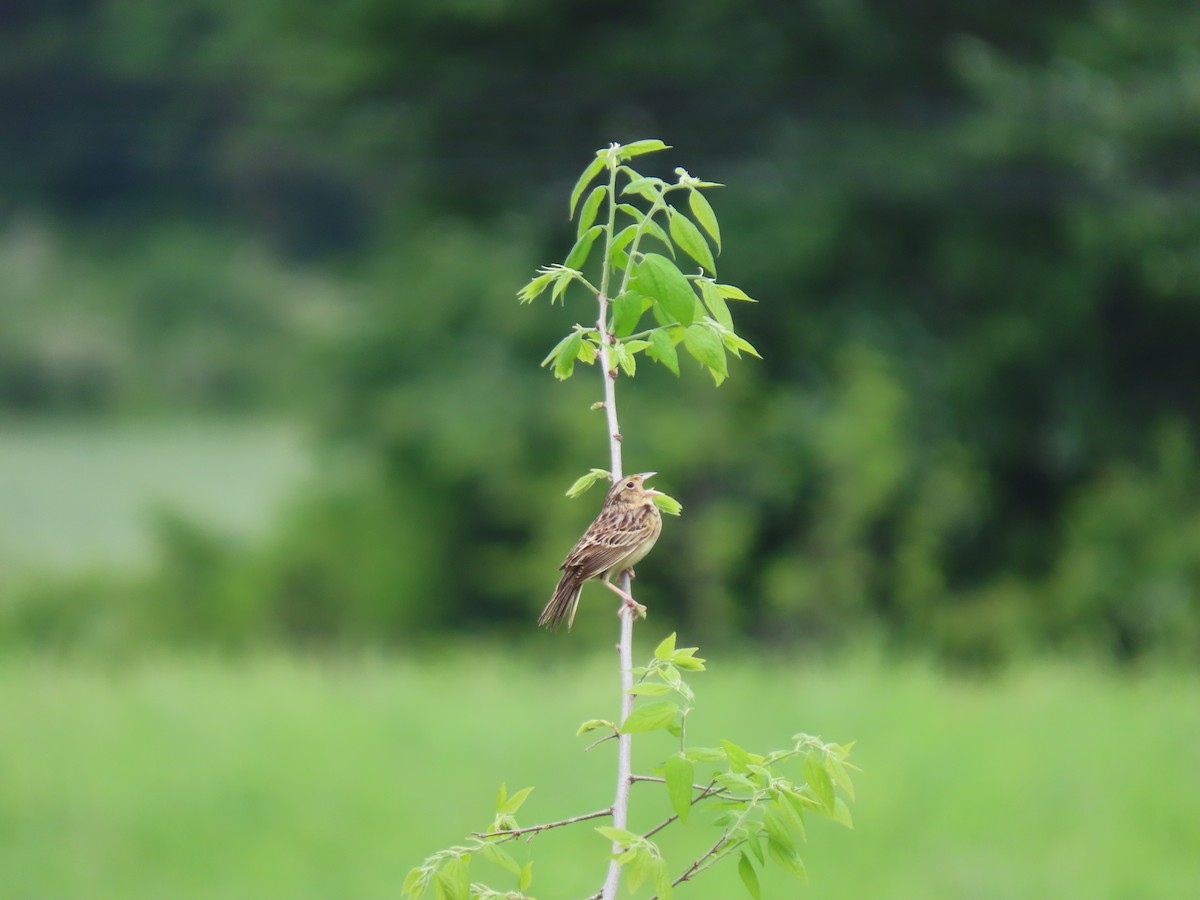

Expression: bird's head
xmin=606 ymin=471 xmax=663 ymax=506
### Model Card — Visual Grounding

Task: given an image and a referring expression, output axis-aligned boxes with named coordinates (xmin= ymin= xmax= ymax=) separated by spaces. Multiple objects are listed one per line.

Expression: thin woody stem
xmin=473 ymin=806 xmax=612 ymax=841
xmin=597 ymin=145 xmax=637 ymax=900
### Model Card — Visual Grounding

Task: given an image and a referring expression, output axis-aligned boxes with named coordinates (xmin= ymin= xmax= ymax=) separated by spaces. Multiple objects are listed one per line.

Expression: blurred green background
xmin=2 ymin=1 xmax=1199 ymax=897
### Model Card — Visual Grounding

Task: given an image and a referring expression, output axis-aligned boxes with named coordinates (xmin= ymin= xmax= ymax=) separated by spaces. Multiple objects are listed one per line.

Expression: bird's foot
xmin=622 ymin=596 xmax=647 ymax=620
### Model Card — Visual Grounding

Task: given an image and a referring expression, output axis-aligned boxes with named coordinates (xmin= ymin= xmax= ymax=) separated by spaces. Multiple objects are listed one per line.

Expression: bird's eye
xmin=626 ymin=481 xmax=635 ymax=489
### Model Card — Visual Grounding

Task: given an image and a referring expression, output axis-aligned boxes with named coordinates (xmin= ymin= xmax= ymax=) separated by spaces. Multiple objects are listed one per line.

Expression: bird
xmin=539 ymin=472 xmax=664 ymax=631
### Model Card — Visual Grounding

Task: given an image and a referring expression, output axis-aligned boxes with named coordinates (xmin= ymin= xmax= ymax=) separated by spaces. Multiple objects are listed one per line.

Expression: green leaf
xmin=576 ymin=717 xmax=616 ymax=735
xmin=738 ymin=852 xmax=762 ymax=900
xmin=832 ymin=796 xmax=854 ymax=829
xmin=500 ymin=786 xmax=534 ymax=815
xmin=627 ymin=682 xmax=672 ymax=696
xmin=622 ymin=176 xmax=664 ymax=201
xmin=721 ymin=739 xmax=752 ymax=773
xmin=647 ymin=328 xmax=681 ymax=375
xmin=699 ymin=280 xmax=733 ymax=330
xmin=715 ymin=282 xmax=757 ymax=302
xmin=655 ymin=633 xmax=677 ymax=660
xmin=435 ymin=855 xmax=471 ymax=900
xmin=767 ymin=839 xmax=808 ymax=882
xmin=633 ymin=254 xmax=695 ymax=326
xmin=517 ymin=269 xmax=556 ymax=304
xmin=402 ymin=866 xmax=427 ymax=899
xmin=653 ymin=857 xmax=674 ymax=900
xmin=722 ymin=331 xmax=762 ymax=359
xmin=612 ymin=291 xmax=647 ymax=337
xmin=763 ymin=807 xmax=796 ymax=855
xmin=578 ymin=338 xmax=598 ymax=364
xmin=683 ymin=323 xmax=728 ymax=384
xmin=826 ymin=754 xmax=856 ymax=801
xmin=625 ymin=848 xmax=653 ymax=892
xmin=671 ymin=647 xmax=705 ymax=670
xmin=519 ymin=861 xmax=533 ymax=892
xmin=668 ymin=207 xmax=717 ymax=274
xmin=566 ymin=468 xmax=611 ymax=498
xmin=613 ymin=341 xmax=636 ymax=376
xmin=478 ymin=841 xmax=520 ymax=876
xmin=553 ymin=332 xmax=583 ymax=380
xmin=804 ymin=752 xmax=836 ymax=815
xmin=652 ymin=492 xmax=683 ymax=516
xmin=570 ymin=155 xmax=607 ymax=218
xmin=617 ymin=138 xmax=671 ymax=160
xmin=596 ymin=825 xmax=640 ymax=846
xmin=576 ymin=185 xmax=607 ymax=237
xmin=664 ymin=753 xmax=695 ymax=824
xmin=495 ymin=783 xmax=508 ymax=813
xmin=640 ymin=215 xmax=675 ymax=256
xmin=683 ymin=746 xmax=726 ymax=763
xmin=689 ymin=189 xmax=722 ymax=251
xmin=609 ymin=223 xmax=638 ymax=270
xmin=565 ymin=225 xmax=603 ymax=270
xmin=620 ymin=700 xmax=678 ymax=734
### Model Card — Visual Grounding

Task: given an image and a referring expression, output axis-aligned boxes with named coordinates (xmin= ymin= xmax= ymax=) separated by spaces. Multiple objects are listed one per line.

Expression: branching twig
xmin=650 ymin=832 xmax=730 ymax=899
xmin=473 ymin=807 xmax=613 ymax=842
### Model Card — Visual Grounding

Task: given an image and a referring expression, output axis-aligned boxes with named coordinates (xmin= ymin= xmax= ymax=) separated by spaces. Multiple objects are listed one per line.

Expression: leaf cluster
xmin=408 ymin=636 xmax=856 ymax=899
xmin=519 ymin=141 xmax=760 ymax=386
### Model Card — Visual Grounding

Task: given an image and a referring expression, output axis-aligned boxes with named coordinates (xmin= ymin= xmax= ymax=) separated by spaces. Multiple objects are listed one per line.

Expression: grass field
xmin=3 ymin=649 xmax=1197 ymax=899
xmin=0 ymin=419 xmax=309 ymax=572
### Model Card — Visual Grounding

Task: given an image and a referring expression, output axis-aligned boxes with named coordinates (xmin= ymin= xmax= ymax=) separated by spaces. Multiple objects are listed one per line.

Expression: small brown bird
xmin=539 ymin=472 xmax=664 ymax=631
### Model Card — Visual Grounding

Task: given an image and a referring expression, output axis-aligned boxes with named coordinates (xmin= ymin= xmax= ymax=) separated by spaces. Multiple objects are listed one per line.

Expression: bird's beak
xmin=636 ymin=472 xmax=664 ymax=496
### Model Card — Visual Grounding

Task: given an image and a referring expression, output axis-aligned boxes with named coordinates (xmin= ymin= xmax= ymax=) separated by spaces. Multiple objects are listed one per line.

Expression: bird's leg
xmin=601 ymin=576 xmax=647 ymax=619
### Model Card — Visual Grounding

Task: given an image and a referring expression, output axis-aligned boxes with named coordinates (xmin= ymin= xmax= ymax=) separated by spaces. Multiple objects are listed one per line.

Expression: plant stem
xmin=596 ymin=287 xmax=637 ymax=900
xmin=474 ymin=807 xmax=613 ymax=841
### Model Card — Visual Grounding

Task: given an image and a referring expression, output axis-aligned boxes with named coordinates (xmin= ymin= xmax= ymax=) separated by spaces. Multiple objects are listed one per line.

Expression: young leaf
xmin=618 ymin=138 xmax=671 ymax=160
xmin=683 ymin=323 xmax=728 ymax=384
xmin=653 ymin=856 xmax=674 ymax=900
xmin=576 ymin=717 xmax=616 ymax=735
xmin=620 ymin=700 xmax=679 ymax=734
xmin=715 ymin=282 xmax=757 ymax=302
xmin=517 ymin=269 xmax=556 ymax=304
xmin=767 ymin=839 xmax=808 ymax=881
xmin=667 ymin=207 xmax=717 ymax=274
xmin=519 ymin=861 xmax=533 ymax=892
xmin=683 ymin=746 xmax=726 ymax=763
xmin=804 ymin=752 xmax=836 ymax=815
xmin=664 ymin=753 xmax=695 ymax=824
xmin=647 ymin=328 xmax=681 ymax=376
xmin=738 ymin=852 xmax=762 ymax=900
xmin=633 ymin=254 xmax=696 ymax=326
xmin=566 ymin=468 xmax=611 ymax=497
xmin=570 ymin=155 xmax=607 ymax=218
xmin=699 ymin=279 xmax=734 ymax=330
xmin=553 ymin=332 xmax=583 ymax=380
xmin=627 ymin=682 xmax=673 ymax=696
xmin=671 ymin=646 xmax=705 ymax=669
xmin=565 ymin=225 xmax=603 ymax=270
xmin=495 ymin=783 xmax=508 ymax=813
xmin=625 ymin=848 xmax=654 ymax=892
xmin=689 ymin=188 xmax=722 ymax=251
xmin=578 ymin=338 xmax=598 ymax=364
xmin=655 ymin=633 xmax=677 ymax=660
xmin=613 ymin=341 xmax=636 ymax=376
xmin=500 ymin=786 xmax=534 ymax=815
xmin=721 ymin=739 xmax=753 ymax=773
xmin=652 ymin=493 xmax=683 ymax=516
xmin=832 ymin=796 xmax=855 ymax=829
xmin=622 ymin=176 xmax=665 ymax=201
xmin=577 ymin=185 xmax=607 ymax=238
xmin=722 ymin=331 xmax=763 ymax=359
xmin=596 ymin=826 xmax=641 ymax=846
xmin=614 ymin=292 xmax=652 ymax=338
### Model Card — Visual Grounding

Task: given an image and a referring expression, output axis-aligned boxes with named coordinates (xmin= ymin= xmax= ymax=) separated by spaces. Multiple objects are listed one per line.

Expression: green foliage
xmin=521 ymin=142 xmax=758 ymax=389
xmin=408 ymin=636 xmax=855 ymax=898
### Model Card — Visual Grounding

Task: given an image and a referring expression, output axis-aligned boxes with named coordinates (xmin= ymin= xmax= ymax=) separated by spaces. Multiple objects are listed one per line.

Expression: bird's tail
xmin=539 ymin=570 xmax=583 ymax=631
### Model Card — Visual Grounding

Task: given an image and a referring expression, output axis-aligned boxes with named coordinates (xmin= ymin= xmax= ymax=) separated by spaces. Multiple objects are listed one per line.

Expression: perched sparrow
xmin=539 ymin=472 xmax=664 ymax=631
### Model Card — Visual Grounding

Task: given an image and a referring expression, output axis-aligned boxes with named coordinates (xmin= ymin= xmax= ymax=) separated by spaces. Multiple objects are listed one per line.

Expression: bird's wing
xmin=562 ymin=507 xmax=655 ymax=580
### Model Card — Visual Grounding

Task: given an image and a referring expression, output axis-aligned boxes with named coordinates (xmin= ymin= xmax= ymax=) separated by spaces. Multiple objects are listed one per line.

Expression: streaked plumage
xmin=539 ymin=472 xmax=664 ymax=631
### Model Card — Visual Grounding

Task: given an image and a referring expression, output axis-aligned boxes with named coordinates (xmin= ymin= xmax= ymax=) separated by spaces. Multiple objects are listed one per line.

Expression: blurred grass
xmin=0 ymin=420 xmax=309 ymax=571
xmin=2 ymin=649 xmax=1196 ymax=899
